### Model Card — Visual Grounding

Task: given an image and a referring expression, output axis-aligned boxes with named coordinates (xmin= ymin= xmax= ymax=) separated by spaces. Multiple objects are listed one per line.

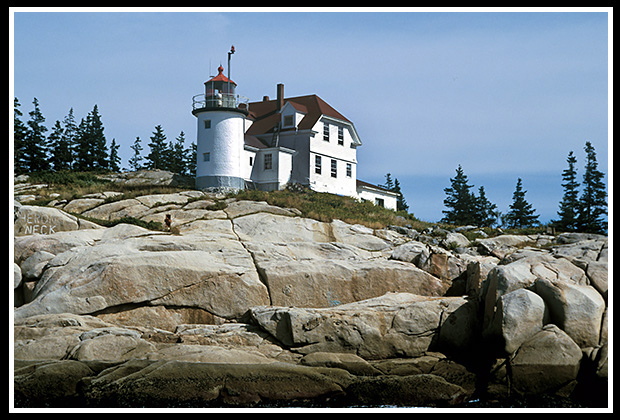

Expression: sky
xmin=10 ymin=8 xmax=611 ymax=224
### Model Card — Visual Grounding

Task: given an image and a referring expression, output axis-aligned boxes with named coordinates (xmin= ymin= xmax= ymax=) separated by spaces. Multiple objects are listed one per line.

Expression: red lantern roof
xmin=205 ymin=65 xmax=236 ymax=86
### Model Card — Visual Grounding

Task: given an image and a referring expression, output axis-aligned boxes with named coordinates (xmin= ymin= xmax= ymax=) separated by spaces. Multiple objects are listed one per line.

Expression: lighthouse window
xmin=203 ymin=152 xmax=210 ymax=162
xmin=338 ymin=127 xmax=344 ymax=145
xmin=331 ymin=159 xmax=337 ymax=178
xmin=264 ymin=153 xmax=273 ymax=170
xmin=323 ymin=123 xmax=330 ymax=142
xmin=204 ymin=120 xmax=211 ymax=129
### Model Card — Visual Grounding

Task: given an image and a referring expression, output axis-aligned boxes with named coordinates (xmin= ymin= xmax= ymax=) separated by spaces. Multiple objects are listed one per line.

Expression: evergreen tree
xmin=393 ymin=178 xmax=409 ymax=212
xmin=146 ymin=125 xmax=168 ymax=170
xmin=13 ymin=98 xmax=28 ymax=174
xmin=109 ymin=139 xmax=121 ymax=172
xmin=169 ymin=131 xmax=188 ymax=175
xmin=48 ymin=120 xmax=73 ymax=171
xmin=88 ymin=105 xmax=108 ymax=170
xmin=554 ymin=151 xmax=580 ymax=232
xmin=381 ymin=173 xmax=394 ymax=191
xmin=441 ymin=165 xmax=476 ymax=225
xmin=129 ymin=136 xmax=144 ymax=171
xmin=62 ymin=108 xmax=79 ymax=170
xmin=505 ymin=178 xmax=539 ymax=229
xmin=188 ymin=142 xmax=197 ymax=177
xmin=23 ymin=98 xmax=49 ymax=172
xmin=74 ymin=117 xmax=91 ymax=171
xmin=576 ymin=141 xmax=607 ymax=234
xmin=473 ymin=186 xmax=498 ymax=227
xmin=74 ymin=105 xmax=108 ymax=171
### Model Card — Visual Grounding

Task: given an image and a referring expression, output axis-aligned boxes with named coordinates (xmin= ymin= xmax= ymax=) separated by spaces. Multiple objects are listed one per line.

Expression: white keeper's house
xmin=192 ymin=56 xmax=399 ymax=211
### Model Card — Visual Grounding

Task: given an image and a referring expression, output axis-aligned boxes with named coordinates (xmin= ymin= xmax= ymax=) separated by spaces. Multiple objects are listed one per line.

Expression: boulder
xmin=62 ymin=198 xmax=105 ymax=214
xmin=483 ymin=254 xmax=589 ymax=330
xmin=344 ymin=373 xmax=469 ymax=407
xmin=250 ymin=293 xmax=478 ymax=359
xmin=145 ymin=344 xmax=276 ymax=364
xmin=14 ymin=360 xmax=96 ymax=406
xmin=442 ymin=232 xmax=471 ymax=248
xmin=97 ymin=169 xmax=192 ymax=187
xmin=391 ymin=241 xmax=474 ymax=285
xmin=19 ymin=250 xmax=55 ymax=281
xmin=14 ymin=313 xmax=118 ymax=361
xmin=300 ymin=352 xmax=381 ymax=376
xmin=475 ymin=234 xmax=532 ymax=259
xmin=81 ymin=359 xmax=346 ymax=407
xmin=484 ymin=288 xmax=547 ymax=354
xmin=248 ymin=251 xmax=449 ymax=308
xmin=223 ymin=200 xmax=300 ymax=219
xmin=82 ymin=199 xmax=149 ymax=221
xmin=14 ymin=232 xmax=270 ymax=323
xmin=14 ymin=230 xmax=106 ymax=274
xmin=14 ymin=205 xmax=102 ymax=236
xmin=586 ymin=261 xmax=608 ymax=302
xmin=509 ymin=324 xmax=582 ymax=396
xmin=232 ymin=212 xmax=334 ymax=243
xmin=134 ymin=193 xmax=192 ymax=208
xmin=68 ymin=333 xmax=157 ymax=362
xmin=534 ymin=279 xmax=606 ymax=348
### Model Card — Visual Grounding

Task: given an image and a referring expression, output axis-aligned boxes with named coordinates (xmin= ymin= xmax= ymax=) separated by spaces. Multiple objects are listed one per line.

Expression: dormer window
xmin=283 ymin=114 xmax=294 ymax=127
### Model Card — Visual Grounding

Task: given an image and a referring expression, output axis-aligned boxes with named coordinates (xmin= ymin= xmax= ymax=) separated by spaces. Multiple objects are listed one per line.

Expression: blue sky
xmin=11 ymin=8 xmax=610 ymax=223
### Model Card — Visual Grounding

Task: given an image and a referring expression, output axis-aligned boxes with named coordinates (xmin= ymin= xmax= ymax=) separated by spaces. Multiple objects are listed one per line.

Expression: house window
xmin=375 ymin=198 xmax=385 ymax=207
xmin=346 ymin=163 xmax=352 ymax=178
xmin=323 ymin=123 xmax=330 ymax=141
xmin=204 ymin=120 xmax=211 ymax=129
xmin=203 ymin=152 xmax=210 ymax=162
xmin=338 ymin=127 xmax=344 ymax=145
xmin=283 ymin=115 xmax=294 ymax=127
xmin=331 ymin=159 xmax=337 ymax=178
xmin=264 ymin=153 xmax=273 ymax=170
xmin=315 ymin=155 xmax=322 ymax=174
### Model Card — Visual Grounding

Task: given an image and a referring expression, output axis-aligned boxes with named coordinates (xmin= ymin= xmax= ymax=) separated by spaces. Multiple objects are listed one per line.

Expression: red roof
xmin=246 ymin=94 xmax=351 ymax=136
xmin=205 ymin=65 xmax=236 ymax=86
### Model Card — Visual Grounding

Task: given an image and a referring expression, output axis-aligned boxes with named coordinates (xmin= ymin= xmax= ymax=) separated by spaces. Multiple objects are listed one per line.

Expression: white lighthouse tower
xmin=192 ymin=46 xmax=248 ymax=191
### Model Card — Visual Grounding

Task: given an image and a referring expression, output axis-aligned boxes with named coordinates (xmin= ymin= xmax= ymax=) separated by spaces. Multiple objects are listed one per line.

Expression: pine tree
xmin=188 ymin=142 xmax=197 ymax=177
xmin=473 ymin=186 xmax=498 ymax=227
xmin=13 ymin=98 xmax=28 ymax=174
xmin=393 ymin=178 xmax=409 ymax=212
xmin=505 ymin=178 xmax=539 ymax=229
xmin=146 ymin=125 xmax=168 ymax=170
xmin=576 ymin=141 xmax=607 ymax=234
xmin=129 ymin=137 xmax=144 ymax=171
xmin=441 ymin=165 xmax=476 ymax=225
xmin=74 ymin=117 xmax=91 ymax=171
xmin=48 ymin=120 xmax=73 ymax=171
xmin=169 ymin=131 xmax=188 ymax=175
xmin=62 ymin=108 xmax=79 ymax=170
xmin=24 ymin=98 xmax=49 ymax=172
xmin=88 ymin=105 xmax=108 ymax=170
xmin=381 ymin=173 xmax=394 ymax=191
xmin=109 ymin=139 xmax=121 ymax=172
xmin=554 ymin=151 xmax=580 ymax=232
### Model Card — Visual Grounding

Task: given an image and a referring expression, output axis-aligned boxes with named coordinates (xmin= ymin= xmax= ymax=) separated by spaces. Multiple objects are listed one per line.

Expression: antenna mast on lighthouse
xmin=227 ymin=45 xmax=235 ymax=102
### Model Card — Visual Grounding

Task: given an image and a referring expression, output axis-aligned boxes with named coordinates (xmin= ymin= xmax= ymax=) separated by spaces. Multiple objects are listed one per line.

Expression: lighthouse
xmin=192 ymin=46 xmax=248 ymax=191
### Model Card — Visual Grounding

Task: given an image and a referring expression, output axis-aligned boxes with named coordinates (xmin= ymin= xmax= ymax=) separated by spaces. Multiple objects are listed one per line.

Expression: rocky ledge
xmin=12 ymin=185 xmax=608 ymax=408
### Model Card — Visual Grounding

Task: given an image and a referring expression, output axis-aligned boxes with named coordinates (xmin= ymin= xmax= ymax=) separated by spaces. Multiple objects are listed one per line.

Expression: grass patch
xmin=233 ymin=187 xmax=424 ymax=230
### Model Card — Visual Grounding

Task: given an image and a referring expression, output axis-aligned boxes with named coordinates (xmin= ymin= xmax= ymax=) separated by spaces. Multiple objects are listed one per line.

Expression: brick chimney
xmin=276 ymin=83 xmax=284 ymax=111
